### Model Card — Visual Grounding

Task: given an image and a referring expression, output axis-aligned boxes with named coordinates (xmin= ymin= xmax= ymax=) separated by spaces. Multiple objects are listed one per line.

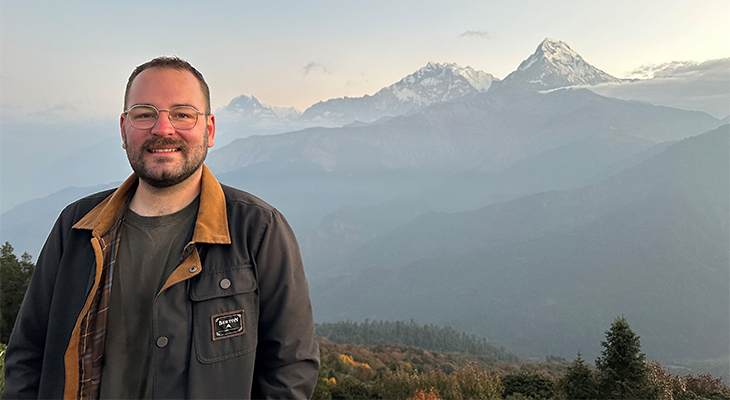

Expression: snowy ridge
xmin=504 ymin=38 xmax=623 ymax=90
xmin=300 ymin=62 xmax=497 ymax=125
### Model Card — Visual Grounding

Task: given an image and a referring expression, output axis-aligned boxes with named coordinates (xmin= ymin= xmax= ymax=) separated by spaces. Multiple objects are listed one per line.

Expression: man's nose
xmin=150 ymin=110 xmax=175 ymax=135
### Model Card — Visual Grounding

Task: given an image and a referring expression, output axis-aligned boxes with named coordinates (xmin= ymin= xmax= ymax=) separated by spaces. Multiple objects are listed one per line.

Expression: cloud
xmin=29 ymin=103 xmax=80 ymax=122
xmin=589 ymin=58 xmax=730 ymax=118
xmin=458 ymin=30 xmax=491 ymax=39
xmin=303 ymin=62 xmax=331 ymax=77
xmin=627 ymin=59 xmax=729 ymax=79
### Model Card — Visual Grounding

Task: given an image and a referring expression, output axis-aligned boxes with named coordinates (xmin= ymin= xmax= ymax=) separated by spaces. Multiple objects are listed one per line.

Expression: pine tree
xmin=595 ymin=316 xmax=658 ymax=399
xmin=561 ymin=352 xmax=598 ymax=400
xmin=0 ymin=242 xmax=35 ymax=344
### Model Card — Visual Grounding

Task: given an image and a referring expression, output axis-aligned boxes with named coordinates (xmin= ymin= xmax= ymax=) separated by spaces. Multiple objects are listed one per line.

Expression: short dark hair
xmin=124 ymin=56 xmax=211 ymax=113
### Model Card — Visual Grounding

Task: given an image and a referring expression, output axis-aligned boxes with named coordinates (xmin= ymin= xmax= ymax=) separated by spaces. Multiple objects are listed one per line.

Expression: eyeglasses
xmin=124 ymin=105 xmax=208 ymax=130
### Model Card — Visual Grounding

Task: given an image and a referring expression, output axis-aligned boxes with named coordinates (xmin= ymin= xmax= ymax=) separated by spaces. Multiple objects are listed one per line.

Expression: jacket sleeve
xmin=3 ymin=213 xmax=66 ymax=399
xmin=251 ymin=209 xmax=319 ymax=400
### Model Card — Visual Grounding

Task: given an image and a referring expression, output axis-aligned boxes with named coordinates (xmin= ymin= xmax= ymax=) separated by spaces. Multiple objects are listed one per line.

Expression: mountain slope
xmin=206 ymin=86 xmax=721 ymax=233
xmin=311 ymin=125 xmax=730 ymax=363
xmin=503 ymin=38 xmax=623 ymax=90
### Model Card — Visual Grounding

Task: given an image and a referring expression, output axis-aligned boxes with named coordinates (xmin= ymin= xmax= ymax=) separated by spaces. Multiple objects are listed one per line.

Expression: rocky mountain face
xmin=300 ymin=62 xmax=497 ymax=125
xmin=503 ymin=38 xmax=624 ymax=90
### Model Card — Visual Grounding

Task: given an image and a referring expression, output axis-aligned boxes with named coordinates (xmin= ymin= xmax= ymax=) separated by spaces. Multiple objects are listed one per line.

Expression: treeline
xmin=314 ymin=317 xmax=730 ymax=400
xmin=317 ymin=320 xmax=518 ymax=363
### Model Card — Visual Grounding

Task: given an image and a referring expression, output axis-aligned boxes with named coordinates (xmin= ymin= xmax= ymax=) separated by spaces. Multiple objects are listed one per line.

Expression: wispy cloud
xmin=303 ymin=62 xmax=331 ymax=77
xmin=628 ymin=58 xmax=729 ymax=79
xmin=30 ymin=103 xmax=79 ymax=121
xmin=458 ymin=30 xmax=491 ymax=39
xmin=590 ymin=58 xmax=730 ymax=118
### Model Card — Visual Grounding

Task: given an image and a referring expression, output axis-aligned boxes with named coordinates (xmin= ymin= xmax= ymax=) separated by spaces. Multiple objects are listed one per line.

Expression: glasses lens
xmin=169 ymin=106 xmax=199 ymax=130
xmin=127 ymin=106 xmax=158 ymax=129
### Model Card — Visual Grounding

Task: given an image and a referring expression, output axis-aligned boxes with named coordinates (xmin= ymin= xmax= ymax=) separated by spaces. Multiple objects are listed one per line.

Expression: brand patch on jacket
xmin=211 ymin=310 xmax=246 ymax=341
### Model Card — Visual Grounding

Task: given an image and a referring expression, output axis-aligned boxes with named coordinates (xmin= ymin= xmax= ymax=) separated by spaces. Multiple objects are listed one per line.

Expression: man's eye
xmin=130 ymin=108 xmax=157 ymax=120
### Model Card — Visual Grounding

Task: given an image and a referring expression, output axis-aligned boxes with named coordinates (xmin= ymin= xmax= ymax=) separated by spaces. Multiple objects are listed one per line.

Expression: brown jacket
xmin=3 ymin=165 xmax=320 ymax=399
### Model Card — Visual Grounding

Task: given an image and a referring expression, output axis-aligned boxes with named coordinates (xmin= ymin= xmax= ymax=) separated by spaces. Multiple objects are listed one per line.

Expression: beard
xmin=125 ymin=131 xmax=208 ymax=189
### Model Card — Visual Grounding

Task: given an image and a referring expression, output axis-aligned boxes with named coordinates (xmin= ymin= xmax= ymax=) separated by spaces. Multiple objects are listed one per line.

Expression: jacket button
xmin=156 ymin=336 xmax=169 ymax=348
xmin=220 ymin=278 xmax=231 ymax=289
xmin=189 ymin=266 xmax=198 ymax=273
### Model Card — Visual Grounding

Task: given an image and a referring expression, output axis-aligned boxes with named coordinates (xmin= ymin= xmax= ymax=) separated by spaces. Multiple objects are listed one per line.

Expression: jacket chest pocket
xmin=189 ymin=266 xmax=258 ymax=363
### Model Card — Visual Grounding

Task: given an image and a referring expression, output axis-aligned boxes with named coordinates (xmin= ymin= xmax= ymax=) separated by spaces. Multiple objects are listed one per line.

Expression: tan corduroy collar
xmin=72 ymin=164 xmax=231 ymax=244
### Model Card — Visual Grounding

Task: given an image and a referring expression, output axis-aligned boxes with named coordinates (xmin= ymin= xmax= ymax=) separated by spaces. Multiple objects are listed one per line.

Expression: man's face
xmin=121 ymin=67 xmax=215 ymax=188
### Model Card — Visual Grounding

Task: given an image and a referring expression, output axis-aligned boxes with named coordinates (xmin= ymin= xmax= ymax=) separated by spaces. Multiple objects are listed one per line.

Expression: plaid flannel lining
xmin=76 ymin=219 xmax=122 ymax=400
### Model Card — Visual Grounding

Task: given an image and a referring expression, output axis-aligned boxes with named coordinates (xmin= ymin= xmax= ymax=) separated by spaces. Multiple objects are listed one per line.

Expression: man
xmin=3 ymin=57 xmax=320 ymax=399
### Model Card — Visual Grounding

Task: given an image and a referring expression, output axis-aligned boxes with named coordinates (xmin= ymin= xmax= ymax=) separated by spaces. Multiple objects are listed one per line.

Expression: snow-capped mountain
xmin=299 ymin=62 xmax=497 ymax=125
xmin=217 ymin=94 xmax=300 ymax=124
xmin=503 ymin=38 xmax=623 ymax=90
xmin=213 ymin=95 xmax=304 ymax=144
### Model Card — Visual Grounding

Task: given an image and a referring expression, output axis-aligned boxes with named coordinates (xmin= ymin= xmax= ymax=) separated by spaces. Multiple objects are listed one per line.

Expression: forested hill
xmin=316 ymin=320 xmax=518 ymax=363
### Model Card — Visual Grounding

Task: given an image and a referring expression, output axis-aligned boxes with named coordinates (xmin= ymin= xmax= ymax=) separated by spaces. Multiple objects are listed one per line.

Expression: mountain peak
xmin=532 ymin=38 xmax=582 ymax=65
xmin=504 ymin=38 xmax=622 ymax=90
xmin=400 ymin=61 xmax=497 ymax=92
xmin=299 ymin=62 xmax=497 ymax=125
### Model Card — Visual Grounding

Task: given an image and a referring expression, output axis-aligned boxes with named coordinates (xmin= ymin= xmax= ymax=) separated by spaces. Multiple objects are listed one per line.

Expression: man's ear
xmin=206 ymin=114 xmax=216 ymax=148
xmin=120 ymin=113 xmax=127 ymax=149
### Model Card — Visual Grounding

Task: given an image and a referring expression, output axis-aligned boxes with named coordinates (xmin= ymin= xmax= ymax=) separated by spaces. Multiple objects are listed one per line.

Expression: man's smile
xmin=148 ymin=148 xmax=181 ymax=153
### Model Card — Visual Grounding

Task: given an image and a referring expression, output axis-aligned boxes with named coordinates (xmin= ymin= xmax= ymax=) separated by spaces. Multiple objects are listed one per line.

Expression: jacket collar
xmin=72 ymin=164 xmax=231 ymax=245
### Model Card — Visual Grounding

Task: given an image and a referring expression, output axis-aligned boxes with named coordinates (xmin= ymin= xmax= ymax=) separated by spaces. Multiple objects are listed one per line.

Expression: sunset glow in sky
xmin=1 ymin=0 xmax=728 ymax=119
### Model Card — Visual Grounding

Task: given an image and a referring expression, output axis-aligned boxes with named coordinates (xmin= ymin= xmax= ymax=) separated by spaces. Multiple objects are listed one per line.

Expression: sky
xmin=0 ymin=0 xmax=729 ymax=212
xmin=1 ymin=0 xmax=728 ymax=116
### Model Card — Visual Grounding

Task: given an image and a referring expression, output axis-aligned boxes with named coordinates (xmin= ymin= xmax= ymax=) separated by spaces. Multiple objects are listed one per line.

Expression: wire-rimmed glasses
xmin=124 ymin=105 xmax=208 ymax=130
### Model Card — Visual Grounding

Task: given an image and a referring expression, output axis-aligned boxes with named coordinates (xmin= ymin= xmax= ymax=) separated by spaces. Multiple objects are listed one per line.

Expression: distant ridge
xmin=316 ymin=319 xmax=518 ymax=362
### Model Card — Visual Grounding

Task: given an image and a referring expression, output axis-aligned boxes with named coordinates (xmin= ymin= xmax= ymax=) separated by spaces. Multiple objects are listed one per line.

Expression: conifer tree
xmin=561 ymin=352 xmax=598 ymax=399
xmin=0 ymin=242 xmax=35 ymax=344
xmin=595 ymin=316 xmax=658 ymax=399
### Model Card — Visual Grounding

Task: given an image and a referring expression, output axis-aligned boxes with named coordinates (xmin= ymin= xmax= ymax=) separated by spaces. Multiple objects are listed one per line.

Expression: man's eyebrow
xmin=127 ymin=103 xmax=201 ymax=110
xmin=172 ymin=103 xmax=200 ymax=109
xmin=128 ymin=103 xmax=154 ymax=109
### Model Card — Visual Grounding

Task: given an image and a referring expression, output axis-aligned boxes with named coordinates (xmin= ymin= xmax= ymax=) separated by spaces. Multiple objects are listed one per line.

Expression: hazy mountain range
xmin=1 ymin=38 xmax=727 ymax=373
xmin=2 ymin=38 xmax=726 ymax=213
xmin=310 ymin=125 xmax=729 ymax=364
xmin=215 ymin=60 xmax=498 ymax=136
xmin=216 ymin=38 xmax=631 ymax=136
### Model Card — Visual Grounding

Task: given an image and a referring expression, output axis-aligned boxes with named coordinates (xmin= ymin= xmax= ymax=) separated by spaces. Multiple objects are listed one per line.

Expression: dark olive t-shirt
xmin=99 ymin=197 xmax=199 ymax=399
